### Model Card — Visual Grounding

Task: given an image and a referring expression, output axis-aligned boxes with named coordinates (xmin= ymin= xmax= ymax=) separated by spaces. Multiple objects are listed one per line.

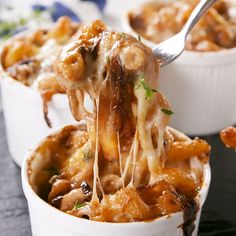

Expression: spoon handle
xmin=182 ymin=0 xmax=218 ymax=37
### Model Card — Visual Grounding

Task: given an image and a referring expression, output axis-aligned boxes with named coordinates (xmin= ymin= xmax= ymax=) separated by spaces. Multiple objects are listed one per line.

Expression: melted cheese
xmin=91 ymin=97 xmax=100 ymax=203
xmin=54 ymin=19 xmax=172 ymax=205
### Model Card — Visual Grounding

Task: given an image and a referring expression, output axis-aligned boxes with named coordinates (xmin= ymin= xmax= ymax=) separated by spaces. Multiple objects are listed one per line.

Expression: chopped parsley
xmin=119 ymin=32 xmax=127 ymax=39
xmin=33 ymin=9 xmax=43 ymax=18
xmin=19 ymin=18 xmax=27 ymax=25
xmin=73 ymin=202 xmax=86 ymax=210
xmin=106 ymin=55 xmax=110 ymax=63
xmin=0 ymin=16 xmax=28 ymax=39
xmin=195 ymin=186 xmax=201 ymax=194
xmin=136 ymin=74 xmax=158 ymax=99
xmin=82 ymin=152 xmax=93 ymax=162
xmin=0 ymin=21 xmax=18 ymax=38
xmin=161 ymin=108 xmax=174 ymax=116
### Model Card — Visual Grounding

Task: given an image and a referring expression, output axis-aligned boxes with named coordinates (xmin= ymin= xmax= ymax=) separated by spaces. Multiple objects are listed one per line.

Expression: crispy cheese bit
xmin=220 ymin=126 xmax=236 ymax=148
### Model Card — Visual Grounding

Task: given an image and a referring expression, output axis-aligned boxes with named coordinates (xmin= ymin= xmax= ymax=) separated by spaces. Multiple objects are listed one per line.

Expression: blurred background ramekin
xmin=0 ymin=3 xmax=102 ymax=167
xmin=0 ymin=0 xmax=102 ymax=166
xmin=159 ymin=49 xmax=236 ymax=136
xmin=22 ymin=124 xmax=211 ymax=236
xmin=0 ymin=73 xmax=76 ymax=166
xmin=123 ymin=1 xmax=236 ymax=136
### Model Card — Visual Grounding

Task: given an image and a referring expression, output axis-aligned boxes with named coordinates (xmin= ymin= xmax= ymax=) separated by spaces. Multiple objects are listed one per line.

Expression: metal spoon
xmin=152 ymin=0 xmax=218 ymax=66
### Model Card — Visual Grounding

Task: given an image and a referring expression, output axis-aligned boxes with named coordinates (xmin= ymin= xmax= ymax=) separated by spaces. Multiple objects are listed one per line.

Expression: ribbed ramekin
xmin=123 ymin=2 xmax=236 ymax=136
xmin=0 ymin=73 xmax=75 ymax=166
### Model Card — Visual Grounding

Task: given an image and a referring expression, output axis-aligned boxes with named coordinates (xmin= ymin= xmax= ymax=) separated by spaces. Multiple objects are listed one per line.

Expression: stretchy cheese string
xmin=54 ymin=20 xmax=171 ymax=203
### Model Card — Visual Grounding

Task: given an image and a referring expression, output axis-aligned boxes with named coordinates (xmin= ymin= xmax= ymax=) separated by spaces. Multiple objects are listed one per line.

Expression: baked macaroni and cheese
xmin=27 ymin=20 xmax=210 ymax=236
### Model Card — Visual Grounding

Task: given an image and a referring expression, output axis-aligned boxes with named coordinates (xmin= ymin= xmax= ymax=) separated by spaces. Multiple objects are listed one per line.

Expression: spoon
xmin=152 ymin=0 xmax=218 ymax=66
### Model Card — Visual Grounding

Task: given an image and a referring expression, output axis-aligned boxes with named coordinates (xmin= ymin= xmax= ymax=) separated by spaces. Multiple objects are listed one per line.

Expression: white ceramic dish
xmin=122 ymin=0 xmax=236 ymax=136
xmin=0 ymin=72 xmax=92 ymax=167
xmin=0 ymin=73 xmax=73 ymax=166
xmin=22 ymin=124 xmax=211 ymax=236
xmin=0 ymin=87 xmax=2 ymax=112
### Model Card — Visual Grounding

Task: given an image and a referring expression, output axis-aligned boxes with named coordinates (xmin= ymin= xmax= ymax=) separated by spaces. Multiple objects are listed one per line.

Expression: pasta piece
xmin=166 ymin=139 xmax=210 ymax=162
xmin=220 ymin=126 xmax=236 ymax=148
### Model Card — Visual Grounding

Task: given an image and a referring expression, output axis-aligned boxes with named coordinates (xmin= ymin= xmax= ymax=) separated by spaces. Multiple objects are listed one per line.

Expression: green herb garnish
xmin=83 ymin=152 xmax=93 ymax=162
xmin=195 ymin=186 xmax=201 ymax=194
xmin=0 ymin=17 xmax=27 ymax=39
xmin=0 ymin=21 xmax=17 ymax=37
xmin=119 ymin=32 xmax=127 ymax=39
xmin=19 ymin=18 xmax=27 ymax=25
xmin=161 ymin=108 xmax=174 ymax=116
xmin=73 ymin=202 xmax=86 ymax=210
xmin=136 ymin=76 xmax=158 ymax=99
xmin=33 ymin=9 xmax=43 ymax=18
xmin=106 ymin=55 xmax=110 ymax=63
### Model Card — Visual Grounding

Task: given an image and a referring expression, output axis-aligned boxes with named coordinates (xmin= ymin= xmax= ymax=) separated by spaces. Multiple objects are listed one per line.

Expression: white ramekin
xmin=22 ymin=124 xmax=211 ymax=236
xmin=123 ymin=2 xmax=236 ymax=136
xmin=0 ymin=85 xmax=2 ymax=111
xmin=0 ymin=72 xmax=91 ymax=167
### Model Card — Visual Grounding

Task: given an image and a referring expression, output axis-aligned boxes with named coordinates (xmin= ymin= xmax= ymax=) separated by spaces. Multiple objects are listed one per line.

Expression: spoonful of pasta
xmin=152 ymin=0 xmax=218 ymax=66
